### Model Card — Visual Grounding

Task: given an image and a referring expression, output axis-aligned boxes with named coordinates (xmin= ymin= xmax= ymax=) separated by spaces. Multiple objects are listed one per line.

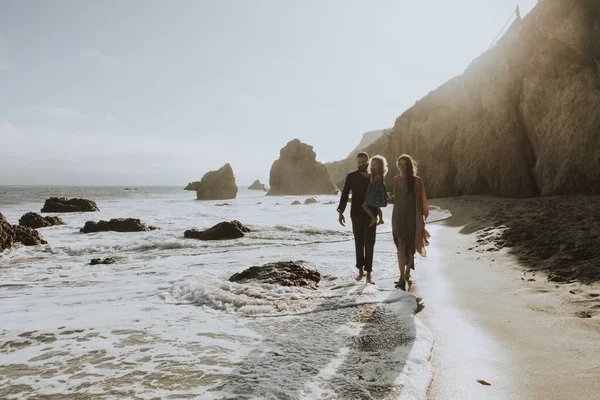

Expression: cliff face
xmin=329 ymin=0 xmax=600 ymax=198
xmin=349 ymin=129 xmax=390 ymax=157
xmin=267 ymin=139 xmax=336 ymax=196
xmin=326 ymin=129 xmax=392 ymax=190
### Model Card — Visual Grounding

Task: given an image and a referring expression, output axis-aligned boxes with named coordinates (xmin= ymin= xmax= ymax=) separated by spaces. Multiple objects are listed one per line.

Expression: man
xmin=337 ymin=152 xmax=377 ymax=284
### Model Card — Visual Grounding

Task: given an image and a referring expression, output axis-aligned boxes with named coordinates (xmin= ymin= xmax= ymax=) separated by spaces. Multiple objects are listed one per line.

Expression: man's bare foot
xmin=365 ymin=271 xmax=374 ymax=284
xmin=355 ymin=268 xmax=365 ymax=281
xmin=377 ymin=218 xmax=384 ymax=225
xmin=369 ymin=217 xmax=377 ymax=227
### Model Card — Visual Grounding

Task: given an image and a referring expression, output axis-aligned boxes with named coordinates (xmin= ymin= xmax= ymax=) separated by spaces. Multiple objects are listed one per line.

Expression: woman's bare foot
xmin=377 ymin=218 xmax=384 ymax=225
xmin=365 ymin=271 xmax=374 ymax=284
xmin=355 ymin=268 xmax=365 ymax=281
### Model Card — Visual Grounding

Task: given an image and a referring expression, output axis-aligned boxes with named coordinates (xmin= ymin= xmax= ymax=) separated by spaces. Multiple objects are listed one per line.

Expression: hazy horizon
xmin=1 ymin=0 xmax=538 ymax=186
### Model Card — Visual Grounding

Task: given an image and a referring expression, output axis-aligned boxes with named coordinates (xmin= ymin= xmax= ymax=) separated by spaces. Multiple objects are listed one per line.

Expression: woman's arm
xmin=417 ymin=177 xmax=429 ymax=220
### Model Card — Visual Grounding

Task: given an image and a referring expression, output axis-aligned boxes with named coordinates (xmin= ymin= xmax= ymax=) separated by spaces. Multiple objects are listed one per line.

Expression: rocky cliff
xmin=267 ymin=139 xmax=336 ymax=196
xmin=328 ymin=0 xmax=600 ymax=198
xmin=195 ymin=163 xmax=238 ymax=200
xmin=349 ymin=129 xmax=390 ymax=156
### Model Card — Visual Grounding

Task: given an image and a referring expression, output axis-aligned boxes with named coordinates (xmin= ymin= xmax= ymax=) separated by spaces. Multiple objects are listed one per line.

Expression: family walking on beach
xmin=337 ymin=152 xmax=430 ymax=290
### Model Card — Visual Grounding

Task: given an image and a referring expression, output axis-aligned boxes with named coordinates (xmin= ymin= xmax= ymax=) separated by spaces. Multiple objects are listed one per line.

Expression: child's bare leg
xmin=377 ymin=208 xmax=384 ymax=225
xmin=362 ymin=203 xmax=377 ymax=226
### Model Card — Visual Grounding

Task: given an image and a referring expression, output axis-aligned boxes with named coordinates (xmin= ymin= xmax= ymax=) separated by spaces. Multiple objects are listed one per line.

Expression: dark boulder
xmin=229 ymin=261 xmax=321 ymax=289
xmin=19 ymin=212 xmax=64 ymax=229
xmin=10 ymin=225 xmax=48 ymax=246
xmin=90 ymin=258 xmax=116 ymax=265
xmin=184 ymin=220 xmax=250 ymax=240
xmin=41 ymin=197 xmax=99 ymax=213
xmin=0 ymin=212 xmax=14 ymax=251
xmin=80 ymin=218 xmax=158 ymax=233
xmin=1 ymin=212 xmax=48 ymax=250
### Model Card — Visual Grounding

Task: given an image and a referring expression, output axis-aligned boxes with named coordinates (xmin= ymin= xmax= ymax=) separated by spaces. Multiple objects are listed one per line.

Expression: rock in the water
xmin=10 ymin=225 xmax=48 ymax=246
xmin=19 ymin=212 xmax=64 ymax=229
xmin=80 ymin=218 xmax=158 ymax=233
xmin=184 ymin=182 xmax=201 ymax=191
xmin=291 ymin=200 xmax=301 ymax=205
xmin=41 ymin=197 xmax=100 ymax=213
xmin=195 ymin=163 xmax=238 ymax=200
xmin=0 ymin=213 xmax=15 ymax=251
xmin=229 ymin=261 xmax=321 ymax=289
xmin=326 ymin=1 xmax=600 ymax=198
xmin=215 ymin=203 xmax=232 ymax=207
xmin=249 ymin=180 xmax=266 ymax=191
xmin=1 ymin=212 xmax=48 ymax=250
xmin=267 ymin=139 xmax=336 ymax=196
xmin=184 ymin=220 xmax=250 ymax=240
xmin=304 ymin=198 xmax=318 ymax=204
xmin=90 ymin=258 xmax=116 ymax=265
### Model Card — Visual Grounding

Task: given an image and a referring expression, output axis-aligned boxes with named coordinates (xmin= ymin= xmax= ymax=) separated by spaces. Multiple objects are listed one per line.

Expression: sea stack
xmin=267 ymin=139 xmax=336 ymax=196
xmin=248 ymin=180 xmax=266 ymax=191
xmin=195 ymin=163 xmax=238 ymax=200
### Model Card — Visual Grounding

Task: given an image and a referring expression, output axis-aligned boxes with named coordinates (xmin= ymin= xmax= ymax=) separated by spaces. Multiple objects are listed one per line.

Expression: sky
xmin=0 ymin=0 xmax=538 ymax=186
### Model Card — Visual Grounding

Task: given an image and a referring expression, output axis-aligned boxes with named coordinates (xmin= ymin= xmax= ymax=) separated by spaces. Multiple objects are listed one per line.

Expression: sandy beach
xmin=413 ymin=197 xmax=600 ymax=399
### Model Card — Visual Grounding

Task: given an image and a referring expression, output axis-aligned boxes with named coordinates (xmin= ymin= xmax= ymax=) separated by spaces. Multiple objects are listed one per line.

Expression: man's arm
xmin=337 ymin=173 xmax=352 ymax=214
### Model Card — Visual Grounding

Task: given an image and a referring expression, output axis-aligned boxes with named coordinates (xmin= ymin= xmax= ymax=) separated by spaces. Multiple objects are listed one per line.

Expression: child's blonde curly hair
xmin=368 ymin=155 xmax=388 ymax=177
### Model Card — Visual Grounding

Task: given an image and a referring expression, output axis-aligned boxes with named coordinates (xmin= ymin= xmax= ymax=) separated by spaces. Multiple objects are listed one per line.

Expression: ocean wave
xmin=162 ymin=276 xmax=415 ymax=317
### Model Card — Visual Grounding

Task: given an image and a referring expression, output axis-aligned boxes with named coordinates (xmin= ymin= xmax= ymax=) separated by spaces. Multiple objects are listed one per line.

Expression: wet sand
xmin=413 ymin=197 xmax=600 ymax=399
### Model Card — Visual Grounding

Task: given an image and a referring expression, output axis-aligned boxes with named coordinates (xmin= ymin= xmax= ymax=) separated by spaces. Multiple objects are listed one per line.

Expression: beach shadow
xmin=207 ymin=283 xmax=420 ymax=399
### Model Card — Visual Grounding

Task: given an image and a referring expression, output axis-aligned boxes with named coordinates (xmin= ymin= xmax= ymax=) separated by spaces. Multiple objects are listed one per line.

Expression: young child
xmin=362 ymin=155 xmax=389 ymax=227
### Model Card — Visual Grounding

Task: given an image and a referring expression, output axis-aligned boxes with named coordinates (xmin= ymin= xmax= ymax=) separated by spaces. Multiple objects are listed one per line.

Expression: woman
xmin=391 ymin=154 xmax=430 ymax=291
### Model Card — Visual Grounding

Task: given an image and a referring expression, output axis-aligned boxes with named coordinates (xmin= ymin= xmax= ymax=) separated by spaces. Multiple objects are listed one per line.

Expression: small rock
xmin=304 ymin=198 xmax=318 ymax=205
xmin=184 ymin=220 xmax=250 ymax=241
xmin=41 ymin=197 xmax=99 ymax=213
xmin=90 ymin=258 xmax=116 ymax=265
xmin=575 ymin=311 xmax=592 ymax=319
xmin=229 ymin=261 xmax=320 ymax=289
xmin=477 ymin=379 xmax=491 ymax=386
xmin=291 ymin=200 xmax=301 ymax=205
xmin=80 ymin=218 xmax=158 ymax=233
xmin=548 ymin=273 xmax=569 ymax=283
xmin=10 ymin=225 xmax=48 ymax=246
xmin=19 ymin=212 xmax=64 ymax=229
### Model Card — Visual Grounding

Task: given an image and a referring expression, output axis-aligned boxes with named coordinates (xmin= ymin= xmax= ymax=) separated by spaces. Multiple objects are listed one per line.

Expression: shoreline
xmin=416 ymin=197 xmax=600 ymax=399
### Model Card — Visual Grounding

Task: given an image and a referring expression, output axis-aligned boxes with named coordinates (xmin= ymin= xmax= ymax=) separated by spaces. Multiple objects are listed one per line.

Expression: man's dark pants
xmin=351 ymin=213 xmax=377 ymax=272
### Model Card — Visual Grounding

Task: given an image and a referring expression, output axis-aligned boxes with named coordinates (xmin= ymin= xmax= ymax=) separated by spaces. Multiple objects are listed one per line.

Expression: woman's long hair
xmin=397 ymin=154 xmax=417 ymax=192
xmin=368 ymin=155 xmax=388 ymax=177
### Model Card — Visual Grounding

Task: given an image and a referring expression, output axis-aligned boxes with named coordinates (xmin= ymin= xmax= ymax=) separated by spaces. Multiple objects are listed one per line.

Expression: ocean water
xmin=0 ymin=186 xmax=450 ymax=399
